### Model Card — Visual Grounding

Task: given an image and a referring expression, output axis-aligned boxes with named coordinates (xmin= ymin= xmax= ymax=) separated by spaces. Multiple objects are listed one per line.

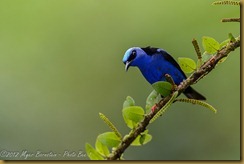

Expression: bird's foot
xmin=151 ymin=105 xmax=157 ymax=112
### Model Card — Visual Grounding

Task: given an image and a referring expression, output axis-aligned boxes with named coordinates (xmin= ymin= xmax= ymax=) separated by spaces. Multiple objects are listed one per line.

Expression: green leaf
xmin=85 ymin=143 xmax=104 ymax=160
xmin=228 ymin=33 xmax=236 ymax=42
xmin=95 ymin=139 xmax=110 ymax=157
xmin=131 ymin=130 xmax=152 ymax=146
xmin=122 ymin=106 xmax=144 ymax=129
xmin=178 ymin=57 xmax=197 ymax=73
xmin=202 ymin=52 xmax=213 ymax=62
xmin=152 ymin=81 xmax=172 ymax=97
xmin=139 ymin=134 xmax=146 ymax=145
xmin=123 ymin=118 xmax=135 ymax=129
xmin=97 ymin=132 xmax=121 ymax=148
xmin=202 ymin=36 xmax=220 ymax=54
xmin=132 ymin=134 xmax=152 ymax=146
xmin=123 ymin=96 xmax=135 ymax=108
xmin=220 ymin=39 xmax=230 ymax=48
xmin=145 ymin=90 xmax=161 ymax=113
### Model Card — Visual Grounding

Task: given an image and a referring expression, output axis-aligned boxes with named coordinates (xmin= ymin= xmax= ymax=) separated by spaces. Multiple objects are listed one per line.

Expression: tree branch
xmin=107 ymin=36 xmax=240 ymax=160
xmin=221 ymin=18 xmax=240 ymax=22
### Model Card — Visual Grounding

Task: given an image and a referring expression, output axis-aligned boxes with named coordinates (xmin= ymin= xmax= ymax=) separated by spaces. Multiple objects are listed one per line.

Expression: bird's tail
xmin=183 ymin=86 xmax=206 ymax=100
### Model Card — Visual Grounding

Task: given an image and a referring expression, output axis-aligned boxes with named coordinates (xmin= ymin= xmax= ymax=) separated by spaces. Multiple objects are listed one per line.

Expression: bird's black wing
xmin=141 ymin=46 xmax=187 ymax=78
xmin=141 ymin=46 xmax=158 ymax=56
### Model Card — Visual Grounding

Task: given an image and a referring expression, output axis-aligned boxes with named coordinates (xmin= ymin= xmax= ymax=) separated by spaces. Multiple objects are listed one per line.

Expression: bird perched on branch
xmin=122 ymin=46 xmax=206 ymax=100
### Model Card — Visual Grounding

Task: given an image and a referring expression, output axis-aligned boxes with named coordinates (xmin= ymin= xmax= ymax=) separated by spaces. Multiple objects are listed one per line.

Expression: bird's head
xmin=122 ymin=47 xmax=147 ymax=71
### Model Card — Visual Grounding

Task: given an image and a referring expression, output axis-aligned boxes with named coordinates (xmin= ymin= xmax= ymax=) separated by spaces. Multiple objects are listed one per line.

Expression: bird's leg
xmin=151 ymin=96 xmax=165 ymax=113
xmin=151 ymin=74 xmax=176 ymax=113
xmin=165 ymin=74 xmax=177 ymax=92
xmin=151 ymin=104 xmax=158 ymax=112
xmin=151 ymin=103 xmax=164 ymax=117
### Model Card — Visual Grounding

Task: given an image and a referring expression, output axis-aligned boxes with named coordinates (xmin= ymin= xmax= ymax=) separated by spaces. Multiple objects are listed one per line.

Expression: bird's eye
xmin=128 ymin=50 xmax=137 ymax=62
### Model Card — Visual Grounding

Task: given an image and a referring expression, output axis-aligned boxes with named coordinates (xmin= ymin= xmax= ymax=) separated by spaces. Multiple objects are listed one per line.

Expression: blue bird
xmin=122 ymin=46 xmax=206 ymax=100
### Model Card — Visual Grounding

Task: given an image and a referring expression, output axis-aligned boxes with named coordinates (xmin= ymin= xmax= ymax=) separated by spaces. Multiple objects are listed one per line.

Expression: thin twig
xmin=221 ymin=18 xmax=240 ymax=22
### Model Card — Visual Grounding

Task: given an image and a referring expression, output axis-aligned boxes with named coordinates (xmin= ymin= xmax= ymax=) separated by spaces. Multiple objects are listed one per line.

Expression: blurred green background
xmin=0 ymin=0 xmax=240 ymax=160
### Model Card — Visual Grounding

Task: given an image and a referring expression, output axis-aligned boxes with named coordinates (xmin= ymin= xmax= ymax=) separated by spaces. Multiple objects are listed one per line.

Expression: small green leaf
xmin=123 ymin=118 xmax=135 ymax=129
xmin=152 ymin=81 xmax=172 ymax=97
xmin=123 ymin=96 xmax=135 ymax=108
xmin=122 ymin=106 xmax=144 ymax=129
xmin=131 ymin=130 xmax=152 ymax=146
xmin=132 ymin=134 xmax=152 ymax=146
xmin=178 ymin=57 xmax=197 ymax=73
xmin=145 ymin=90 xmax=161 ymax=113
xmin=139 ymin=134 xmax=146 ymax=145
xmin=220 ymin=39 xmax=230 ymax=48
xmin=202 ymin=36 xmax=220 ymax=54
xmin=85 ymin=143 xmax=104 ymax=160
xmin=97 ymin=132 xmax=121 ymax=148
xmin=228 ymin=33 xmax=236 ymax=42
xmin=95 ymin=140 xmax=110 ymax=157
xmin=202 ymin=52 xmax=214 ymax=62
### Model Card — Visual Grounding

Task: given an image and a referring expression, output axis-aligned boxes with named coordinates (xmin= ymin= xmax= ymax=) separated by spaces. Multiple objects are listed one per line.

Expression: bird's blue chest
xmin=138 ymin=56 xmax=185 ymax=85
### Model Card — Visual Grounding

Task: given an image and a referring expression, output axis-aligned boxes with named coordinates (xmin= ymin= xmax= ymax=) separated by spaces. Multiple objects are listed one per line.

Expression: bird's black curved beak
xmin=125 ymin=61 xmax=131 ymax=72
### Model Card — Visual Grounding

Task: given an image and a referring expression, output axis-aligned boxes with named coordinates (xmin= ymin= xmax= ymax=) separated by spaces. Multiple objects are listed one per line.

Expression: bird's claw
xmin=151 ymin=105 xmax=157 ymax=112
